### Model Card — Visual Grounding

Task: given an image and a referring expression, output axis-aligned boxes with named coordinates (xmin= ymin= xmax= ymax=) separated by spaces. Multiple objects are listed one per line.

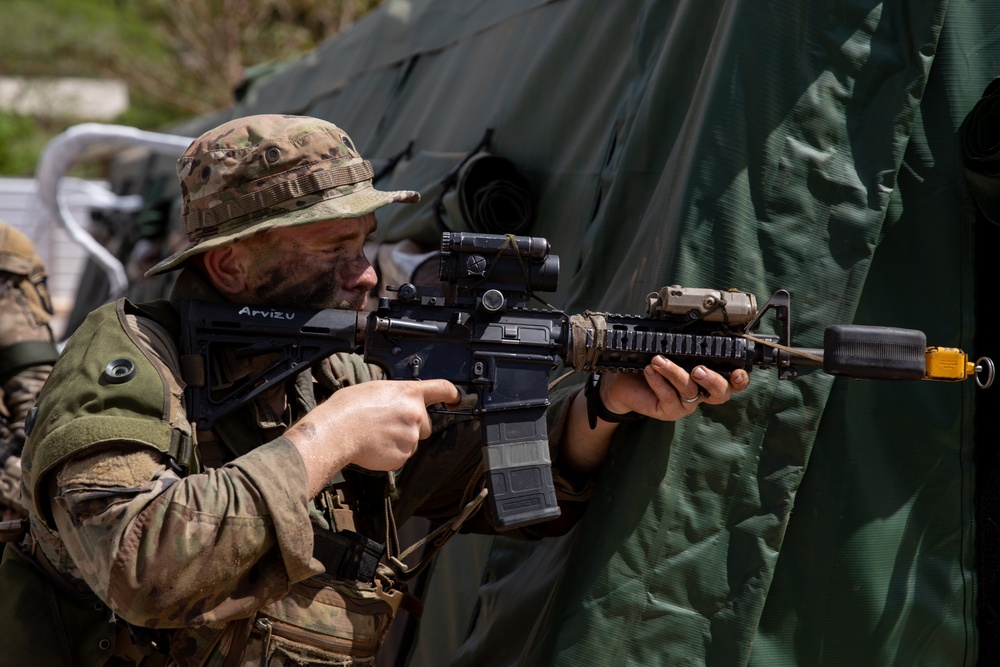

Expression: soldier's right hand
xmin=287 ymin=379 xmax=459 ymax=496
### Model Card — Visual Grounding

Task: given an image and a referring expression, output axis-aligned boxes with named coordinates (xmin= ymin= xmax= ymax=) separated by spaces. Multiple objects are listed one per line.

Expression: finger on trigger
xmin=424 ymin=379 xmax=460 ymax=407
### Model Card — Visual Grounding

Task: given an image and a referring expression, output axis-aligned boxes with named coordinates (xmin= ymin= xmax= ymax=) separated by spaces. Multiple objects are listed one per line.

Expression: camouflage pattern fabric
xmin=0 ymin=221 xmax=56 ymax=518
xmin=0 ymin=453 xmax=24 ymax=516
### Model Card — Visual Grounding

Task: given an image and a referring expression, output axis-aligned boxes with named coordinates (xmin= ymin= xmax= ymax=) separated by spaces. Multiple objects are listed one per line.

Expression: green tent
xmin=118 ymin=0 xmax=1000 ymax=664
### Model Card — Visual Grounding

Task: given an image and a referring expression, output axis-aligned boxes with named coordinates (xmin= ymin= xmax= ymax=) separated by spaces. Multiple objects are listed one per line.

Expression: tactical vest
xmin=1 ymin=298 xmax=193 ymax=666
xmin=23 ymin=299 xmax=194 ymax=530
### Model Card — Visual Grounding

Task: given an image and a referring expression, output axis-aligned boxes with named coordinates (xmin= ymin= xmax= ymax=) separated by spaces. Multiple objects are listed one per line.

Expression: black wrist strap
xmin=585 ymin=373 xmax=643 ymax=429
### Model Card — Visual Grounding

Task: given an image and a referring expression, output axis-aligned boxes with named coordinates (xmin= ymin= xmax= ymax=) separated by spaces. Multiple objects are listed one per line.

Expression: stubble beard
xmin=248 ymin=266 xmax=368 ymax=311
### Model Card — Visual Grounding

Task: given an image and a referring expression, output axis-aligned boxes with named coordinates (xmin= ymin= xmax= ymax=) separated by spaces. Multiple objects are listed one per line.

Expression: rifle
xmin=180 ymin=232 xmax=993 ymax=530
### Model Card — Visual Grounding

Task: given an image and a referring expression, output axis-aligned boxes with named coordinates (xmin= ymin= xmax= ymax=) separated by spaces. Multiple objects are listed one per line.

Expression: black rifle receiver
xmin=180 ymin=232 xmax=993 ymax=531
xmin=364 ymin=232 xmax=565 ymax=530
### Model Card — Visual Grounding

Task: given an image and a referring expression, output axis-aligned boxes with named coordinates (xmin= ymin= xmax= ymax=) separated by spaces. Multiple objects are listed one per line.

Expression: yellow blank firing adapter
xmin=925 ymin=347 xmax=995 ymax=388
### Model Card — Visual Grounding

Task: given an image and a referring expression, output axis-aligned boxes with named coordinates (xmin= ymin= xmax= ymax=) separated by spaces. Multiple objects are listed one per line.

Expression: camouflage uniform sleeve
xmin=2 ymin=365 xmax=52 ymax=435
xmin=39 ymin=302 xmax=322 ymax=628
xmin=0 ymin=365 xmax=50 ymax=513
xmin=50 ymin=436 xmax=322 ymax=628
xmin=0 ymin=227 xmax=56 ymax=504
xmin=0 ymin=266 xmax=56 ymax=444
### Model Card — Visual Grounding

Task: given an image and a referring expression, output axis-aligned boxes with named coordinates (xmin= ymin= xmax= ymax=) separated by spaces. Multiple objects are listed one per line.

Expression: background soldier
xmin=0 ymin=221 xmax=59 ymax=521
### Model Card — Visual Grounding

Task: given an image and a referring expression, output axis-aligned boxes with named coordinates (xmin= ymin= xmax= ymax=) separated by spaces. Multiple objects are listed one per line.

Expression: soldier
xmin=0 ymin=222 xmax=58 ymax=521
xmin=1 ymin=115 xmax=749 ymax=665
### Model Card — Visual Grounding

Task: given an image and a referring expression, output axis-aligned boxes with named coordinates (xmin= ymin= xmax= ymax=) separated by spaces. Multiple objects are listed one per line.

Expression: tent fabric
xmin=143 ymin=0 xmax=993 ymax=664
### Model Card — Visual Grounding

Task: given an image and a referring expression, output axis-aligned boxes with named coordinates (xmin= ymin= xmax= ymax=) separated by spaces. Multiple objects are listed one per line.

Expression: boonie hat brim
xmin=145 ymin=183 xmax=418 ymax=276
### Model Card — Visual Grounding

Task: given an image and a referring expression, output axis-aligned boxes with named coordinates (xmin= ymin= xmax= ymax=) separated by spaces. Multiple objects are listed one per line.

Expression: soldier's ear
xmin=200 ymin=244 xmax=249 ymax=296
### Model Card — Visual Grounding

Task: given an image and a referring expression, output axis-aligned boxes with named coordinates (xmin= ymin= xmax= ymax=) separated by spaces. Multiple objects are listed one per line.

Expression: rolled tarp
xmin=961 ymin=78 xmax=1000 ymax=224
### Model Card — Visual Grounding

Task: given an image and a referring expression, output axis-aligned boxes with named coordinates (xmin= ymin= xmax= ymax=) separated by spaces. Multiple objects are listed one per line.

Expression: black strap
xmin=0 ymin=340 xmax=59 ymax=384
xmin=132 ymin=299 xmax=182 ymax=339
xmin=312 ymin=525 xmax=386 ymax=583
xmin=585 ymin=373 xmax=642 ymax=429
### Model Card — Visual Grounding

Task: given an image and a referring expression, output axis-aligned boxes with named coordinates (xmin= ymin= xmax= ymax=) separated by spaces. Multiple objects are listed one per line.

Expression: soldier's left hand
xmin=600 ymin=355 xmax=749 ymax=422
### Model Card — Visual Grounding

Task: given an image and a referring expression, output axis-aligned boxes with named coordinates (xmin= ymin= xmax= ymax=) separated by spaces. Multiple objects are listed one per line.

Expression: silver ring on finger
xmin=680 ymin=392 xmax=700 ymax=404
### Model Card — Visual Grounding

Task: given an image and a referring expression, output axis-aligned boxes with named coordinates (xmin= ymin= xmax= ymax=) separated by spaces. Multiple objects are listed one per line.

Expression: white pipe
xmin=34 ymin=123 xmax=193 ymax=300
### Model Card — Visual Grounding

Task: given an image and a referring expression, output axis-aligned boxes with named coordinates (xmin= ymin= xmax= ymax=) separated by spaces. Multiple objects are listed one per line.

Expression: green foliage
xmin=1 ymin=0 xmax=128 ymax=79
xmin=0 ymin=113 xmax=56 ymax=177
xmin=0 ymin=0 xmax=383 ymax=176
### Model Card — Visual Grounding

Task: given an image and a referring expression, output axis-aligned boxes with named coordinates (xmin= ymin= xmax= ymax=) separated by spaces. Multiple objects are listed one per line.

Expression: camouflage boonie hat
xmin=0 ymin=221 xmax=43 ymax=276
xmin=145 ymin=114 xmax=419 ymax=276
